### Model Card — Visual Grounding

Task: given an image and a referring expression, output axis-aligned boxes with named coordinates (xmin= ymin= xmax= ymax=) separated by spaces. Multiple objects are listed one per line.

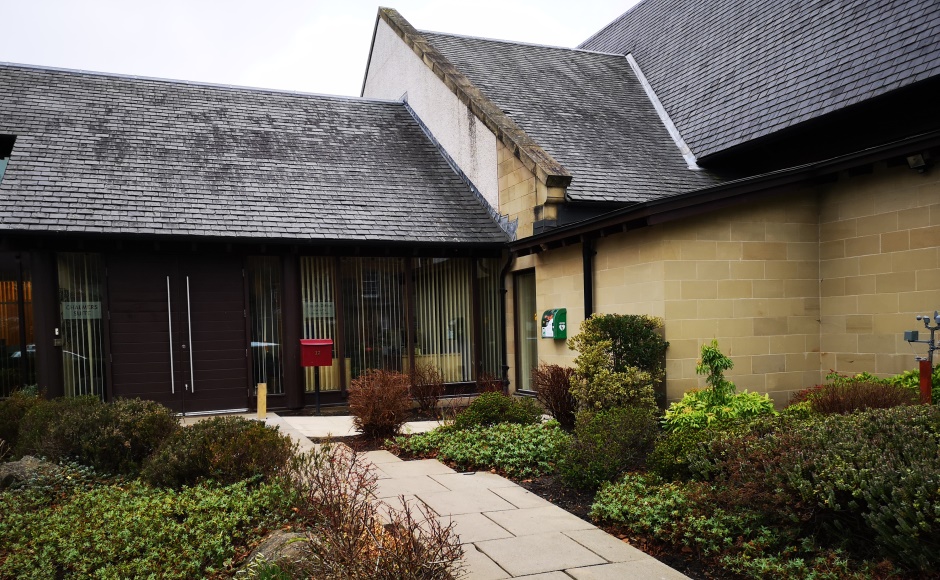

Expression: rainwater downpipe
xmin=499 ymin=251 xmax=515 ymax=395
xmin=583 ymin=238 xmax=595 ymax=318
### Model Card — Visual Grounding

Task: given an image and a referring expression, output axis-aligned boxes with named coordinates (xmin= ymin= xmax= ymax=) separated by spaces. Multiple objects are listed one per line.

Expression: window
xmin=514 ymin=270 xmax=538 ymax=392
xmin=247 ymin=257 xmax=284 ymax=394
xmin=0 ymin=135 xmax=14 ymax=184
xmin=57 ymin=253 xmax=106 ymax=398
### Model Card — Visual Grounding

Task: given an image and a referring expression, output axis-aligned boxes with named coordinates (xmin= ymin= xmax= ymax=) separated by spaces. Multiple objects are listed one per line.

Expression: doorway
xmin=107 ymin=254 xmax=250 ymax=414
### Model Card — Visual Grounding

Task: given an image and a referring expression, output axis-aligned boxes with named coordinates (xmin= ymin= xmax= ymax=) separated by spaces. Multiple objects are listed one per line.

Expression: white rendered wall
xmin=363 ymin=20 xmax=499 ymax=209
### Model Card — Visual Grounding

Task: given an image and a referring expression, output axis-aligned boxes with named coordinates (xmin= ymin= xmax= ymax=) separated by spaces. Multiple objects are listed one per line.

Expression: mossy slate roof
xmin=420 ymin=32 xmax=722 ymax=204
xmin=579 ymin=0 xmax=940 ymax=159
xmin=0 ymin=64 xmax=507 ymax=244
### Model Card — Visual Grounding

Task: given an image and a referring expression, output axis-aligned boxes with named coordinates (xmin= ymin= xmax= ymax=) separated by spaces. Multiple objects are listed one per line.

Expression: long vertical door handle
xmin=186 ymin=276 xmax=195 ymax=393
xmin=167 ymin=276 xmax=175 ymax=395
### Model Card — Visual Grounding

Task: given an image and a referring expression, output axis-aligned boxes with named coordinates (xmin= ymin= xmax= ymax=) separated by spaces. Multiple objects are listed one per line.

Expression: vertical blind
xmin=247 ymin=257 xmax=284 ymax=394
xmin=413 ymin=257 xmax=473 ymax=382
xmin=478 ymin=258 xmax=504 ymax=380
xmin=57 ymin=253 xmax=105 ymax=398
xmin=340 ymin=257 xmax=406 ymax=380
xmin=300 ymin=257 xmax=340 ymax=392
xmin=0 ymin=257 xmax=34 ymax=396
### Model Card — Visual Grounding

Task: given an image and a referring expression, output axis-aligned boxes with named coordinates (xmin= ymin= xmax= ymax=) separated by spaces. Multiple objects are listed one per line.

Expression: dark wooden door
xmin=107 ymin=254 xmax=249 ymax=413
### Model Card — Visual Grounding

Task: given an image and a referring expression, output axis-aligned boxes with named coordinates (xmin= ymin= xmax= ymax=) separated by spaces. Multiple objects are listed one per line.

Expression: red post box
xmin=300 ymin=339 xmax=333 ymax=367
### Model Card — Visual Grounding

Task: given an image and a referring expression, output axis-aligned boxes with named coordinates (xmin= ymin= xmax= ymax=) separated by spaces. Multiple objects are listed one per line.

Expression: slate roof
xmin=579 ymin=0 xmax=940 ymax=159
xmin=420 ymin=32 xmax=722 ymax=204
xmin=0 ymin=64 xmax=507 ymax=244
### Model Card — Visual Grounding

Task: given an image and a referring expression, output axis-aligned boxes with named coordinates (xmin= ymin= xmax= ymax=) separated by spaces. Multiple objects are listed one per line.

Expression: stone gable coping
xmin=378 ymin=7 xmax=572 ymax=191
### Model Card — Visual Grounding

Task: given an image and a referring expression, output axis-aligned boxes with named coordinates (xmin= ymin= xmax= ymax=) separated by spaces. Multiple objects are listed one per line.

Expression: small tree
xmin=567 ymin=314 xmax=668 ymax=411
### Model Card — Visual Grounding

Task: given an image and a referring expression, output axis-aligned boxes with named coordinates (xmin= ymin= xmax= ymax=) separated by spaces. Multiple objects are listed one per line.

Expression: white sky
xmin=0 ymin=0 xmax=641 ymax=97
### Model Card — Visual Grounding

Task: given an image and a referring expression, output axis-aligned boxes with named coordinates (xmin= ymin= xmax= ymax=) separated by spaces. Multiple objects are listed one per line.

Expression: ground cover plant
xmin=0 ymin=463 xmax=292 ymax=579
xmin=592 ymin=405 xmax=940 ymax=578
xmin=391 ymin=421 xmax=570 ymax=478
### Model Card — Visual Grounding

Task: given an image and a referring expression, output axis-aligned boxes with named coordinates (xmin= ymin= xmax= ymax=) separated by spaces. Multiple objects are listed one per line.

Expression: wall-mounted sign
xmin=304 ymin=301 xmax=335 ymax=318
xmin=541 ymin=308 xmax=567 ymax=340
xmin=62 ymin=301 xmax=101 ymax=320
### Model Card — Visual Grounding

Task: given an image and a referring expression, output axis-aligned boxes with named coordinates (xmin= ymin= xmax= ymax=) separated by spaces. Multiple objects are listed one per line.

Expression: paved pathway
xmin=266 ymin=413 xmax=689 ymax=579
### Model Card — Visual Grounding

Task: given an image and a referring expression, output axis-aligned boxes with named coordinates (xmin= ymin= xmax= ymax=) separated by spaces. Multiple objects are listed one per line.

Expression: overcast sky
xmin=0 ymin=0 xmax=642 ymax=97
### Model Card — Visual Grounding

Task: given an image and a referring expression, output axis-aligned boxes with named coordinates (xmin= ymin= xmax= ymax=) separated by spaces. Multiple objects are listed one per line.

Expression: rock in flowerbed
xmin=0 ymin=455 xmax=63 ymax=489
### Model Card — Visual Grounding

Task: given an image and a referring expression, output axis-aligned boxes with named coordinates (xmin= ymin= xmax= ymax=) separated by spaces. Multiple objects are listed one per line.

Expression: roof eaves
xmin=377 ymin=7 xmax=572 ymax=189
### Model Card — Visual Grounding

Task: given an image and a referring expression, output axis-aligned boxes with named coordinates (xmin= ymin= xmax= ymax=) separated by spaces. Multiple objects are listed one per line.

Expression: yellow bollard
xmin=257 ymin=383 xmax=267 ymax=420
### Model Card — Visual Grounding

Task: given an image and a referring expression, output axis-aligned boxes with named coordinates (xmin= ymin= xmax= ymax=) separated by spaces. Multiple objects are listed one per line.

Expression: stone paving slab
xmin=418 ymin=487 xmax=518 ymax=516
xmin=476 ymin=532 xmax=607 ymax=577
xmin=566 ymin=560 xmax=690 ymax=580
xmin=513 ymin=573 xmax=573 ymax=580
xmin=563 ymin=529 xmax=650 ymax=563
xmin=462 ymin=544 xmax=510 ymax=580
xmin=361 ymin=449 xmax=402 ymax=464
xmin=489 ymin=485 xmax=554 ymax=509
xmin=378 ymin=458 xmax=457 ymax=478
xmin=376 ymin=474 xmax=450 ymax=499
xmin=430 ymin=471 xmax=520 ymax=491
xmin=438 ymin=512 xmax=514 ymax=544
xmin=484 ymin=505 xmax=595 ymax=536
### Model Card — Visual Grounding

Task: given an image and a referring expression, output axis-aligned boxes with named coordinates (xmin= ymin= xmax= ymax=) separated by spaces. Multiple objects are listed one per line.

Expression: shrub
xmin=409 ymin=361 xmax=444 ymax=418
xmin=348 ymin=369 xmax=412 ymax=438
xmin=663 ymin=341 xmax=775 ymax=432
xmin=810 ymin=381 xmax=917 ymax=415
xmin=141 ymin=416 xmax=295 ymax=488
xmin=567 ymin=314 xmax=666 ymax=411
xmin=15 ymin=396 xmax=179 ymax=475
xmin=647 ymin=426 xmax=723 ymax=481
xmin=453 ymin=391 xmax=542 ymax=430
xmin=0 ymin=389 xmax=43 ymax=453
xmin=391 ymin=421 xmax=570 ymax=478
xmin=891 ymin=364 xmax=940 ymax=404
xmin=531 ymin=363 xmax=577 ymax=429
xmin=475 ymin=372 xmax=504 ymax=393
xmin=559 ymin=407 xmax=660 ymax=490
xmin=288 ymin=444 xmax=462 ymax=579
xmin=0 ymin=467 xmax=291 ymax=579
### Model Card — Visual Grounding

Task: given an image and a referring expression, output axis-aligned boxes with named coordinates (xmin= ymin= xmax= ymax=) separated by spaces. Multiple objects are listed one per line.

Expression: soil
xmin=308 ymin=434 xmax=388 ymax=452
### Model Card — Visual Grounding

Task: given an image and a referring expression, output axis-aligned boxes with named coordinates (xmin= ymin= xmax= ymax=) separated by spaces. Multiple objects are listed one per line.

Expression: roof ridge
xmin=376 ymin=8 xmax=572 ymax=189
xmin=418 ymin=30 xmax=627 ymax=58
xmin=0 ymin=61 xmax=404 ymax=105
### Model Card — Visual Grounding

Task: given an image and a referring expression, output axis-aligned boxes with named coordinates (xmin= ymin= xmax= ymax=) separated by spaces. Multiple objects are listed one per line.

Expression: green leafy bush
xmin=141 ymin=416 xmax=296 ymax=488
xmin=0 ymin=466 xmax=291 ymax=579
xmin=891 ymin=364 xmax=940 ymax=404
xmin=453 ymin=391 xmax=542 ymax=430
xmin=646 ymin=425 xmax=723 ymax=481
xmin=559 ymin=407 xmax=659 ymax=490
xmin=348 ymin=369 xmax=412 ymax=438
xmin=663 ymin=341 xmax=775 ymax=432
xmin=15 ymin=396 xmax=179 ymax=474
xmin=567 ymin=314 xmax=666 ymax=411
xmin=531 ymin=363 xmax=577 ymax=429
xmin=0 ymin=389 xmax=43 ymax=453
xmin=391 ymin=421 xmax=570 ymax=478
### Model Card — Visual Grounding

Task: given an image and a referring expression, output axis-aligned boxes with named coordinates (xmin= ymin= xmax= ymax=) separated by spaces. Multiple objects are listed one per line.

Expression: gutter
xmin=510 ymin=128 xmax=940 ymax=253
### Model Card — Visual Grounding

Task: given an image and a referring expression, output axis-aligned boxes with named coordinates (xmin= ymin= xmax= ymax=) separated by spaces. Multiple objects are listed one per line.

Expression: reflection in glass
xmin=478 ymin=258 xmax=504 ymax=380
xmin=248 ymin=257 xmax=284 ymax=395
xmin=341 ymin=257 xmax=406 ymax=379
xmin=514 ymin=270 xmax=538 ymax=392
xmin=57 ymin=253 xmax=105 ymax=398
xmin=0 ymin=255 xmax=34 ymax=396
xmin=412 ymin=258 xmax=473 ymax=382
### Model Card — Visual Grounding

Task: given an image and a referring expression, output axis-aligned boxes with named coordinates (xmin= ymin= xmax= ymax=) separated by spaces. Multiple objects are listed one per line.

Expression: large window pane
xmin=514 ymin=270 xmax=538 ymax=392
xmin=300 ymin=257 xmax=342 ymax=392
xmin=413 ymin=257 xmax=473 ymax=382
xmin=477 ymin=258 xmax=504 ymax=380
xmin=248 ymin=257 xmax=284 ymax=395
xmin=341 ymin=257 xmax=406 ymax=379
xmin=0 ymin=254 xmax=34 ymax=396
xmin=57 ymin=253 xmax=105 ymax=398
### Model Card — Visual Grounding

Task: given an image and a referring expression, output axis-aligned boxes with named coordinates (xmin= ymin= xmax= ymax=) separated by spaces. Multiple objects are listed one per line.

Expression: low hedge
xmin=453 ymin=392 xmax=542 ymax=430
